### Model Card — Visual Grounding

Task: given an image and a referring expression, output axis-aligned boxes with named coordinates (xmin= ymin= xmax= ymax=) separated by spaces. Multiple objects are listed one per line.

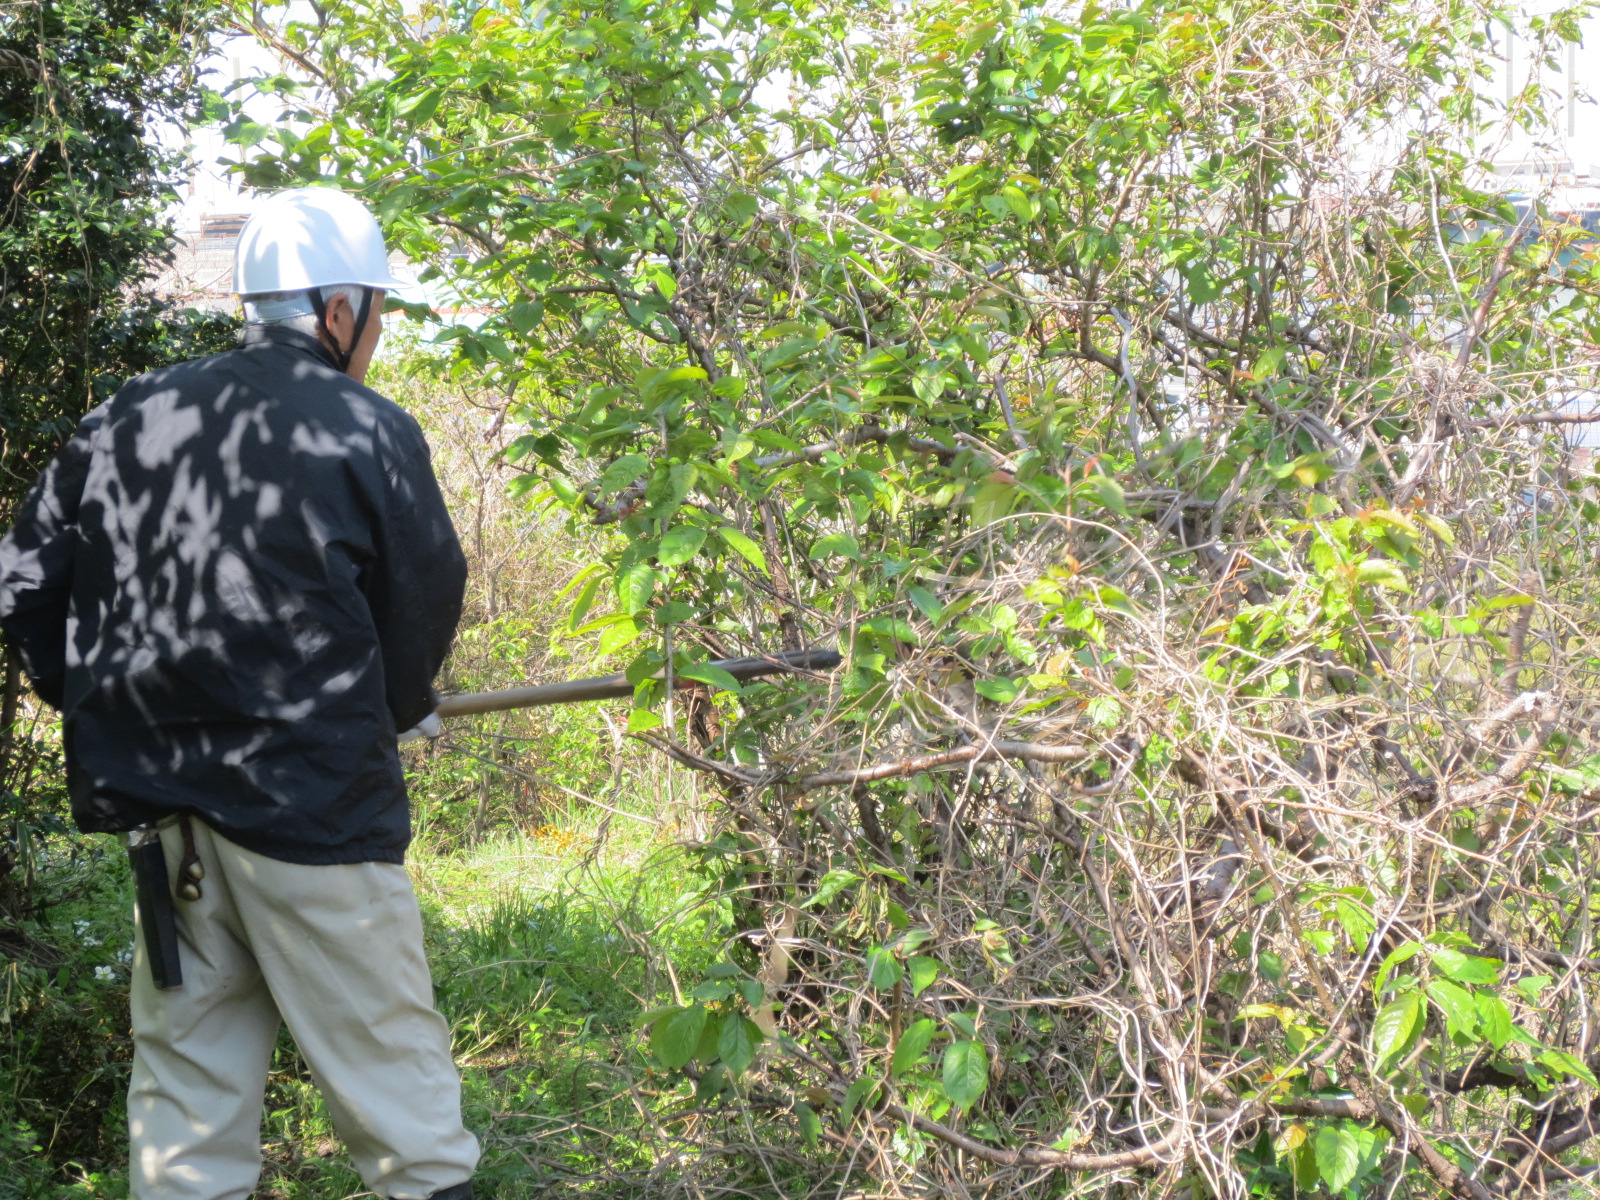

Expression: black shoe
xmin=398 ymin=1185 xmax=470 ymax=1200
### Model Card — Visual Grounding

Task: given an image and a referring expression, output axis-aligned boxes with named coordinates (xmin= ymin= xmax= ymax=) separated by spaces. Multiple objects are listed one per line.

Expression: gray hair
xmin=242 ymin=284 xmax=368 ymax=336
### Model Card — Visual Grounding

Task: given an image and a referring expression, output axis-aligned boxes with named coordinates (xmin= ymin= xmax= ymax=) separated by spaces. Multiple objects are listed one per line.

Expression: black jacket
xmin=0 ymin=325 xmax=467 ymax=864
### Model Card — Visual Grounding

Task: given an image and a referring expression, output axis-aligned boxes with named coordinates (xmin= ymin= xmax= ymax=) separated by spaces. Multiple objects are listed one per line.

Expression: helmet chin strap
xmin=307 ymin=287 xmax=376 ymax=374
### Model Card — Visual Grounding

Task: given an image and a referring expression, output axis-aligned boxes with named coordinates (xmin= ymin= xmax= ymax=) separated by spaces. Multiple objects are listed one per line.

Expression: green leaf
xmin=999 ymin=184 xmax=1035 ymax=222
xmin=677 ymin=662 xmax=743 ymax=694
xmin=696 ymin=1011 xmax=724 ymax=1061
xmin=651 ymin=1005 xmax=707 ymax=1069
xmin=598 ymin=453 xmax=648 ymax=497
xmin=1413 ymin=510 xmax=1455 ymax=544
xmin=658 ymin=526 xmax=707 ymax=567
xmin=1356 ymin=559 xmax=1410 ymax=591
xmin=1184 ymin=264 xmax=1224 ymax=304
xmin=1291 ymin=1139 xmax=1320 ymax=1189
xmin=1085 ymin=696 xmax=1122 ymax=727
xmin=1365 ymin=507 xmax=1419 ymax=536
xmin=1374 ymin=941 xmax=1422 ymax=996
xmin=626 ymin=708 xmax=662 ymax=733
xmin=907 ymin=955 xmax=939 ymax=997
xmin=1314 ymin=1126 xmax=1362 ymax=1193
xmin=946 ymin=1012 xmax=979 ymax=1039
xmin=865 ymin=946 xmax=903 ymax=990
xmin=647 ymin=265 xmax=679 ymax=300
xmin=1333 ymin=898 xmax=1376 ymax=949
xmin=892 ymin=1018 xmax=938 ymax=1077
xmin=1305 ymin=929 xmax=1339 ymax=955
xmin=567 ymin=573 xmax=603 ymax=629
xmin=1485 ymin=592 xmax=1534 ymax=610
xmin=801 ymin=869 xmax=860 ymax=908
xmin=717 ymin=1014 xmax=761 ymax=1074
xmin=1305 ymin=928 xmax=1344 ymax=960
xmin=1372 ymin=991 xmax=1424 ymax=1071
xmin=1476 ymin=993 xmax=1513 ymax=1050
xmin=616 ymin=563 xmax=659 ymax=615
xmin=1539 ymin=1049 xmax=1599 ymax=1088
xmin=507 ymin=299 xmax=543 ymax=335
xmin=717 ymin=527 xmax=768 ymax=572
xmin=1515 ymin=975 xmax=1553 ymax=1003
xmin=971 ymin=480 xmax=1017 ymax=526
xmin=654 ymin=601 xmax=695 ymax=625
xmin=1426 ymin=979 xmax=1478 ymax=1040
xmin=908 ymin=586 xmax=943 ymax=622
xmin=712 ymin=376 xmax=747 ymax=402
xmin=633 ymin=1004 xmax=684 ymax=1029
xmin=1253 ymin=346 xmax=1287 ymax=379
xmin=942 ymin=1040 xmax=988 ymax=1111
xmin=811 ymin=532 xmax=861 ymax=560
xmin=763 ymin=335 xmax=817 ymax=370
xmin=397 ymin=87 xmax=443 ymax=121
xmin=795 ymin=1101 xmax=822 ymax=1149
xmin=859 ymin=617 xmax=918 ymax=643
xmin=598 ymin=618 xmax=642 ymax=656
xmin=842 ymin=1076 xmax=880 ymax=1124
xmin=1432 ymin=946 xmax=1501 ymax=986
xmin=1078 ymin=474 xmax=1127 ymax=515
xmin=974 ymin=677 xmax=1020 ymax=704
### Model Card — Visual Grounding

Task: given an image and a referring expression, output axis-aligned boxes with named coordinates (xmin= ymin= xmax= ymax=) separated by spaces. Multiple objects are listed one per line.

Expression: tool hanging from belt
xmin=126 ymin=814 xmax=205 ymax=991
xmin=175 ymin=814 xmax=204 ymax=901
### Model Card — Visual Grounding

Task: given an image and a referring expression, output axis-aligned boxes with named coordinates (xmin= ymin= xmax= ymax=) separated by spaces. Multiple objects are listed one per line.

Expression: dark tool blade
xmin=127 ymin=832 xmax=183 ymax=989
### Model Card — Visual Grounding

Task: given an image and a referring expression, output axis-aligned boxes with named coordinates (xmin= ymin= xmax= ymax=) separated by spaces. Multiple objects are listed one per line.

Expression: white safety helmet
xmin=233 ymin=187 xmax=407 ymax=296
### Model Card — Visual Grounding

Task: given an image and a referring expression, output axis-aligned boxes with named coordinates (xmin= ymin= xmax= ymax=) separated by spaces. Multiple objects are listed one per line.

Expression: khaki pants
xmin=128 ymin=818 xmax=480 ymax=1200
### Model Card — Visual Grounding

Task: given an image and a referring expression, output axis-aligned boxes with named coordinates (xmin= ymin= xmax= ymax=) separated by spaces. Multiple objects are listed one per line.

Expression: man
xmin=0 ymin=188 xmax=479 ymax=1200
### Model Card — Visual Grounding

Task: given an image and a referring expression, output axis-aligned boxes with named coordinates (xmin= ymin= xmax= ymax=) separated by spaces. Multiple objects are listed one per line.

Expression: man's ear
xmin=318 ymin=290 xmax=356 ymax=351
xmin=322 ymin=289 xmax=352 ymax=327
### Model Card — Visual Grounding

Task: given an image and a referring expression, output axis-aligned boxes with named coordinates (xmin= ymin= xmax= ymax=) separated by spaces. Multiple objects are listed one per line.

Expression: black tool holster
xmin=127 ymin=826 xmax=183 ymax=989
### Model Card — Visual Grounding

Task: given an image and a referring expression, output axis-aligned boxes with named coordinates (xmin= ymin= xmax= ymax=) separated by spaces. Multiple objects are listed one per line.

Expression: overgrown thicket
xmin=230 ymin=0 xmax=1600 ymax=1194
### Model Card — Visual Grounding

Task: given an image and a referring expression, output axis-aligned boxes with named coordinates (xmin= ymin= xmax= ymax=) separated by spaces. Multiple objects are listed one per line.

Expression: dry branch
xmin=0 ymin=47 xmax=41 ymax=78
xmin=636 ymin=734 xmax=1089 ymax=792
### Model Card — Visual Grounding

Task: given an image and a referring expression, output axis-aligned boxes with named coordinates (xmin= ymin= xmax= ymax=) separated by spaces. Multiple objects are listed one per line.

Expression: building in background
xmin=1480 ymin=8 xmax=1600 ymax=225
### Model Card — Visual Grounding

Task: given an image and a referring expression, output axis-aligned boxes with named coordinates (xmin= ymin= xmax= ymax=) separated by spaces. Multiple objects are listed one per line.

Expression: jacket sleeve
xmin=0 ymin=405 xmax=106 ymax=709
xmin=367 ymin=421 xmax=467 ymax=732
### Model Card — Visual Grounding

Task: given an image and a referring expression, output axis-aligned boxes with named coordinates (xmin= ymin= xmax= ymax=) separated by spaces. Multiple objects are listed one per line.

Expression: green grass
xmin=420 ymin=821 xmax=726 ymax=1199
xmin=1 ymin=810 xmax=734 ymax=1200
xmin=0 ymin=838 xmax=138 ymax=1199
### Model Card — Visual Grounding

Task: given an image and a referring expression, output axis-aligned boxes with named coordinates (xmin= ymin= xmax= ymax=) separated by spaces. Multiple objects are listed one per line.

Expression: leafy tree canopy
xmin=0 ymin=0 xmax=236 ymax=515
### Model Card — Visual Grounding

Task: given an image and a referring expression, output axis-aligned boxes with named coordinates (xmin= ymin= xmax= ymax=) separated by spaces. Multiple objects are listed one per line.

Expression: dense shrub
xmin=121 ymin=0 xmax=1600 ymax=1191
